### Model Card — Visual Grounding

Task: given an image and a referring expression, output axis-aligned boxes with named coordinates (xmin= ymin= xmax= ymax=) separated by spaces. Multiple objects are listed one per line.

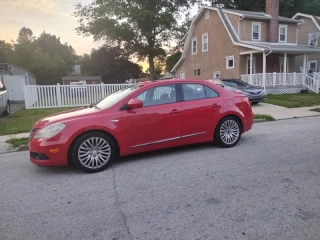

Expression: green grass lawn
xmin=310 ymin=108 xmax=320 ymax=112
xmin=264 ymin=94 xmax=320 ymax=108
xmin=254 ymin=114 xmax=275 ymax=121
xmin=0 ymin=107 xmax=76 ymax=136
xmin=6 ymin=138 xmax=29 ymax=148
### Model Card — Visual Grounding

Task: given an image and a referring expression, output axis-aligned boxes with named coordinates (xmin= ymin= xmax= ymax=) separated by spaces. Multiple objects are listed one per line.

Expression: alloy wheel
xmin=219 ymin=120 xmax=240 ymax=145
xmin=78 ymin=137 xmax=111 ymax=169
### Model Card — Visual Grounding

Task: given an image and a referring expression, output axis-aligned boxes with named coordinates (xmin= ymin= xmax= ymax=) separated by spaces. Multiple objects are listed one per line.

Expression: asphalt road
xmin=1 ymin=117 xmax=320 ymax=240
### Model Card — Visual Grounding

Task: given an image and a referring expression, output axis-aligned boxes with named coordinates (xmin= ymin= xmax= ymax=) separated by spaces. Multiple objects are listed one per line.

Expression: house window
xmin=8 ymin=66 xmax=14 ymax=72
xmin=279 ymin=25 xmax=287 ymax=42
xmin=252 ymin=22 xmax=261 ymax=41
xmin=0 ymin=66 xmax=4 ymax=72
xmin=226 ymin=56 xmax=235 ymax=69
xmin=213 ymin=71 xmax=220 ymax=78
xmin=205 ymin=10 xmax=210 ymax=20
xmin=193 ymin=69 xmax=201 ymax=76
xmin=192 ymin=37 xmax=197 ymax=55
xmin=246 ymin=57 xmax=256 ymax=74
xmin=202 ymin=33 xmax=208 ymax=52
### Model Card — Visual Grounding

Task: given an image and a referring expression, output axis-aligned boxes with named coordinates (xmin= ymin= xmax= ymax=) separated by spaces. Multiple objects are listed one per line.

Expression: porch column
xmin=283 ymin=52 xmax=287 ymax=86
xmin=250 ymin=53 xmax=253 ymax=85
xmin=303 ymin=53 xmax=307 ymax=74
xmin=303 ymin=53 xmax=307 ymax=89
xmin=263 ymin=52 xmax=266 ymax=91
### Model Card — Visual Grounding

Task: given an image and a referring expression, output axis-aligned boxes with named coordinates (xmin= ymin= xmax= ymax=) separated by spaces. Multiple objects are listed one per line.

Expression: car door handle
xmin=212 ymin=104 xmax=221 ymax=109
xmin=170 ymin=109 xmax=180 ymax=114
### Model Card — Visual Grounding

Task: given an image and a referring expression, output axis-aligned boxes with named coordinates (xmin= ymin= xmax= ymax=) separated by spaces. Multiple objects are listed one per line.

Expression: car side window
xmin=205 ymin=86 xmax=219 ymax=98
xmin=135 ymin=84 xmax=176 ymax=107
xmin=182 ymin=84 xmax=206 ymax=101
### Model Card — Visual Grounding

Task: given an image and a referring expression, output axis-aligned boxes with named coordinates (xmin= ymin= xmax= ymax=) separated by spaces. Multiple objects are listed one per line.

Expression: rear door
xmin=179 ymin=83 xmax=223 ymax=144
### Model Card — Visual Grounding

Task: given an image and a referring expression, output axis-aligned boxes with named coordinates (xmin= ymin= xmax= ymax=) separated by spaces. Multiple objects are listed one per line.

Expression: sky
xmin=0 ymin=0 xmax=98 ymax=55
xmin=0 ymin=0 xmax=198 ymax=70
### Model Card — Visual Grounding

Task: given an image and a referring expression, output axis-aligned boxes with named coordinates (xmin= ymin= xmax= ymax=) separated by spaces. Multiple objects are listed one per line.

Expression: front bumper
xmin=29 ymin=133 xmax=70 ymax=167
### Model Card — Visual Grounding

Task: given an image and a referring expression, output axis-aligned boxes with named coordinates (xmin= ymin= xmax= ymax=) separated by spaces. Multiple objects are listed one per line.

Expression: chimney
xmin=266 ymin=0 xmax=280 ymax=42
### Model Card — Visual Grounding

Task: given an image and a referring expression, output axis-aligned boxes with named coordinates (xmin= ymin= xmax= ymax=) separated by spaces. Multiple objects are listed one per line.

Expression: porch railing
xmin=303 ymin=73 xmax=320 ymax=94
xmin=241 ymin=72 xmax=306 ymax=87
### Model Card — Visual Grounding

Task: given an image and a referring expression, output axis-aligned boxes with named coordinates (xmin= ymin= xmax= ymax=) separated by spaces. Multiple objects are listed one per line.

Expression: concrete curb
xmin=253 ymin=119 xmax=270 ymax=123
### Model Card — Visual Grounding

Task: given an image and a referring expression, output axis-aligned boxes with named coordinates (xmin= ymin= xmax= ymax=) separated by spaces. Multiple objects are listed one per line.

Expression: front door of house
xmin=246 ymin=57 xmax=256 ymax=74
xmin=280 ymin=57 xmax=289 ymax=73
xmin=308 ymin=61 xmax=317 ymax=73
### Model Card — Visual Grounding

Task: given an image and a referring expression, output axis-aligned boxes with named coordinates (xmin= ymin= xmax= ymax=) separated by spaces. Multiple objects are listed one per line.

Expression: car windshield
xmin=222 ymin=79 xmax=249 ymax=87
xmin=95 ymin=85 xmax=141 ymax=109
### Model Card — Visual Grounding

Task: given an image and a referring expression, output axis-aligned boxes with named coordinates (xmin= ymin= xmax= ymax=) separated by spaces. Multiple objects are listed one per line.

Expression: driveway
xmin=1 ymin=117 xmax=320 ymax=240
xmin=0 ymin=102 xmax=24 ymax=119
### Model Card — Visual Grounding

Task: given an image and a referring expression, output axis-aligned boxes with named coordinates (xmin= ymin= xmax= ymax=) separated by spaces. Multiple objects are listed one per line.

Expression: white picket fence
xmin=23 ymin=83 xmax=134 ymax=109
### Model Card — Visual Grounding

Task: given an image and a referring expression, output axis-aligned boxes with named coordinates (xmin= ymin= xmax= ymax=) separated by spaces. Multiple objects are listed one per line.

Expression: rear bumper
xmin=29 ymin=134 xmax=70 ymax=167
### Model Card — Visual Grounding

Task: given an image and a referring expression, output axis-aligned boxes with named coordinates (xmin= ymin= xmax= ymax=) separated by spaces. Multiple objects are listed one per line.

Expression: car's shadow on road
xmin=114 ymin=142 xmax=219 ymax=166
xmin=31 ymin=137 xmax=253 ymax=175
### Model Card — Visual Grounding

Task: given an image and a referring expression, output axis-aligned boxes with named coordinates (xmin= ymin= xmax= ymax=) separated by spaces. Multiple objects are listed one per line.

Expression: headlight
xmin=34 ymin=123 xmax=66 ymax=139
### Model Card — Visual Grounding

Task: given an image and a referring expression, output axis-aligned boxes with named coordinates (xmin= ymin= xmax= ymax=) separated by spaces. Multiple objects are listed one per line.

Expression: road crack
xmin=112 ymin=166 xmax=132 ymax=240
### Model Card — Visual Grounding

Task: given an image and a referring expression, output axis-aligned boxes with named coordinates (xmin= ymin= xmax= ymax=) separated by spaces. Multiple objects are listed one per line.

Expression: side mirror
xmin=127 ymin=99 xmax=143 ymax=109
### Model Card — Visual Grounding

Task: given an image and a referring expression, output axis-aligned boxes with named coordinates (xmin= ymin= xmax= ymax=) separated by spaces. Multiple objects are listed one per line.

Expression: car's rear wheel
xmin=71 ymin=132 xmax=116 ymax=173
xmin=215 ymin=116 xmax=241 ymax=148
xmin=2 ymin=101 xmax=10 ymax=116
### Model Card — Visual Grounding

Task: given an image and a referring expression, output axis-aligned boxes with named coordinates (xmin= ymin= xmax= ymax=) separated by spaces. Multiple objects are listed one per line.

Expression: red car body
xmin=29 ymin=80 xmax=254 ymax=168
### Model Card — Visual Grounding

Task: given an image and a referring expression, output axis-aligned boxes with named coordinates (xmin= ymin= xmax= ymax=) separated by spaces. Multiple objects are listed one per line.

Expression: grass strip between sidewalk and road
xmin=254 ymin=114 xmax=275 ymax=121
xmin=310 ymin=108 xmax=320 ymax=112
xmin=6 ymin=138 xmax=29 ymax=148
xmin=264 ymin=94 xmax=320 ymax=108
xmin=0 ymin=107 xmax=75 ymax=136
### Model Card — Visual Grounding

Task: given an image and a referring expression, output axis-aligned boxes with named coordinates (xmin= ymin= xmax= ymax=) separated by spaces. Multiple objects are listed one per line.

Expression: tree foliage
xmin=79 ymin=46 xmax=143 ymax=83
xmin=0 ymin=27 xmax=76 ymax=85
xmin=74 ymin=0 xmax=192 ymax=80
xmin=166 ymin=52 xmax=182 ymax=72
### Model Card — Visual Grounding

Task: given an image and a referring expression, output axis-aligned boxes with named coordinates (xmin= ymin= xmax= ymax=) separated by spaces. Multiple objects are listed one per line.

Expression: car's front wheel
xmin=71 ymin=132 xmax=116 ymax=173
xmin=215 ymin=116 xmax=242 ymax=148
xmin=2 ymin=100 xmax=10 ymax=116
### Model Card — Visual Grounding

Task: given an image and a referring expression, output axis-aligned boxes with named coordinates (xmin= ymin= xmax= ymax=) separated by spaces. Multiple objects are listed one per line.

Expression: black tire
xmin=71 ymin=132 xmax=116 ymax=173
xmin=2 ymin=100 xmax=10 ymax=116
xmin=214 ymin=116 xmax=242 ymax=148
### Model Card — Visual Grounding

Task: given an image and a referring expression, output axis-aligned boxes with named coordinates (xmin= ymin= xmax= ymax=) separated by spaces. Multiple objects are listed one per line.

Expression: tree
xmin=17 ymin=27 xmax=35 ymax=43
xmin=74 ymin=0 xmax=192 ymax=80
xmin=166 ymin=52 xmax=182 ymax=73
xmin=11 ymin=27 xmax=76 ymax=85
xmin=0 ymin=41 xmax=15 ymax=63
xmin=81 ymin=46 xmax=142 ymax=83
xmin=35 ymin=32 xmax=77 ymax=72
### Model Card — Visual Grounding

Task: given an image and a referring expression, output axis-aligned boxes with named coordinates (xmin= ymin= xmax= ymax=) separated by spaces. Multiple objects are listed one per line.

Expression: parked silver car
xmin=211 ymin=78 xmax=266 ymax=105
xmin=0 ymin=80 xmax=10 ymax=116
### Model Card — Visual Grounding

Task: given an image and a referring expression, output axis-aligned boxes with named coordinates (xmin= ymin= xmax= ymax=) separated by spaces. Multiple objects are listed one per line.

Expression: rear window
xmin=222 ymin=79 xmax=249 ymax=87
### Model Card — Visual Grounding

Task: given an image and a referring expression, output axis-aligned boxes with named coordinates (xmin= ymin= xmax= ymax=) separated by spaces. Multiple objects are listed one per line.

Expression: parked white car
xmin=0 ymin=80 xmax=10 ymax=116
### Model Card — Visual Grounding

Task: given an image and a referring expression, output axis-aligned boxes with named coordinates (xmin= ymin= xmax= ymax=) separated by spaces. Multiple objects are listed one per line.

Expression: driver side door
xmin=121 ymin=84 xmax=183 ymax=155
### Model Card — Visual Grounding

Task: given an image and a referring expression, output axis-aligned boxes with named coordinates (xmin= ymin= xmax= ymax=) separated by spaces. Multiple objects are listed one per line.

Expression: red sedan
xmin=29 ymin=80 xmax=254 ymax=173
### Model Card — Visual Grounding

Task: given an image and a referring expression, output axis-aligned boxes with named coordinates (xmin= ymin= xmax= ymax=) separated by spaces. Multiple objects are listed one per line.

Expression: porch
xmin=239 ymin=44 xmax=320 ymax=94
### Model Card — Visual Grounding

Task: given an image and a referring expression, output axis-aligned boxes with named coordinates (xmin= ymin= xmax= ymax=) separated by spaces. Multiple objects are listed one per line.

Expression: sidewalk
xmin=252 ymin=103 xmax=320 ymax=120
xmin=0 ymin=133 xmax=29 ymax=154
